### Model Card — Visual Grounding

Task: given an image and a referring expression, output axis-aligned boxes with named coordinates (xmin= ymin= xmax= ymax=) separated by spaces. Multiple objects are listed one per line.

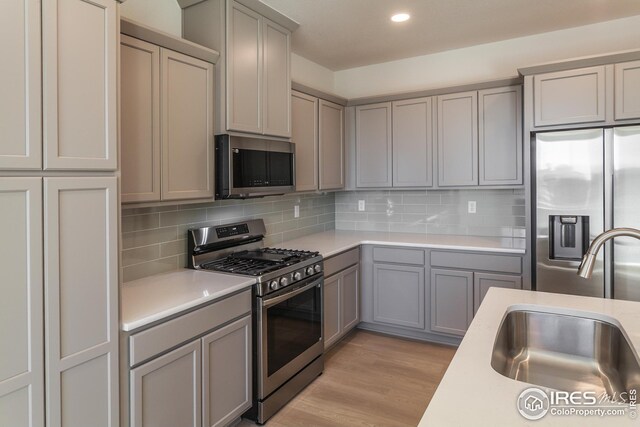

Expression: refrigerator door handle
xmin=604 ymin=128 xmax=614 ymax=299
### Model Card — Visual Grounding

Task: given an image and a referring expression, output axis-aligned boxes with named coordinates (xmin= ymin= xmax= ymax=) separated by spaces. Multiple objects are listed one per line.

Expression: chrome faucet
xmin=577 ymin=227 xmax=640 ymax=278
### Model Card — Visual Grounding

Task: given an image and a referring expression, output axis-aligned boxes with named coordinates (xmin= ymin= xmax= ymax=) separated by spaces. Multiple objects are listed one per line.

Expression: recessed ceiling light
xmin=391 ymin=13 xmax=410 ymax=23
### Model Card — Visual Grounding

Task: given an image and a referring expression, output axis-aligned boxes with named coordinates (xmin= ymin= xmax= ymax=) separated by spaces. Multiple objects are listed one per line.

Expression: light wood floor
xmin=241 ymin=330 xmax=457 ymax=427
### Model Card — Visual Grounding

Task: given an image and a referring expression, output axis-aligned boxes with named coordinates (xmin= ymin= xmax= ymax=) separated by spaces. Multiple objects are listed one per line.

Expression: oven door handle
xmin=261 ymin=278 xmax=321 ymax=308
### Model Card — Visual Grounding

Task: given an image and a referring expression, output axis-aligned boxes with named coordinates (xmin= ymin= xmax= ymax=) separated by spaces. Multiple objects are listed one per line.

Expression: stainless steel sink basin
xmin=491 ymin=310 xmax=640 ymax=397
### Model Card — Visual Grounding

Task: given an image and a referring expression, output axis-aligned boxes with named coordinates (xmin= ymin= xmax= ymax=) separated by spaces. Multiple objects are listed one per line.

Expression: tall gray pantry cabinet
xmin=0 ymin=0 xmax=120 ymax=426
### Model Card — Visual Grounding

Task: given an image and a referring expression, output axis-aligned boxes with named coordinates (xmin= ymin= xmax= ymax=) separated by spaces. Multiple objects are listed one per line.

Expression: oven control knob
xmin=314 ymin=264 xmax=322 ymax=273
xmin=306 ymin=267 xmax=314 ymax=276
xmin=279 ymin=277 xmax=289 ymax=287
xmin=293 ymin=272 xmax=302 ymax=281
xmin=269 ymin=280 xmax=279 ymax=290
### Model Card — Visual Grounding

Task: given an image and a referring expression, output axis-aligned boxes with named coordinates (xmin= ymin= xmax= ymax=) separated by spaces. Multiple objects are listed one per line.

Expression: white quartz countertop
xmin=420 ymin=288 xmax=640 ymax=426
xmin=120 ymin=269 xmax=255 ymax=332
xmin=280 ymin=230 xmax=526 ymax=258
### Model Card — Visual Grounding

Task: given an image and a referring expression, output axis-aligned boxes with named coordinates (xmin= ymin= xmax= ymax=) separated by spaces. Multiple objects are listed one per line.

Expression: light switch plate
xmin=358 ymin=200 xmax=366 ymax=211
xmin=294 ymin=205 xmax=300 ymax=218
xmin=468 ymin=201 xmax=477 ymax=214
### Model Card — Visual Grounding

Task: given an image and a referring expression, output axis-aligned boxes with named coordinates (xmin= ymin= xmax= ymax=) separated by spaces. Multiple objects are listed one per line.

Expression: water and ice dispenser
xmin=549 ymin=215 xmax=590 ymax=261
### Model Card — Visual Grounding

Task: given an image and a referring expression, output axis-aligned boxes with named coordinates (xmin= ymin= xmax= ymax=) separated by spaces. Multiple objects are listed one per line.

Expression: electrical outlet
xmin=468 ymin=201 xmax=477 ymax=214
xmin=358 ymin=200 xmax=366 ymax=211
xmin=294 ymin=205 xmax=300 ymax=218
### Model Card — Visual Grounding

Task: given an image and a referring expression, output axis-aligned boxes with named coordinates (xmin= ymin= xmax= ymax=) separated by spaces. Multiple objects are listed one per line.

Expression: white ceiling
xmin=259 ymin=0 xmax=640 ymax=71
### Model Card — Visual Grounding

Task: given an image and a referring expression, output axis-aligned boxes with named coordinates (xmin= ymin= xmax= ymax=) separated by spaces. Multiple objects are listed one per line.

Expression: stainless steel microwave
xmin=215 ymin=134 xmax=296 ymax=199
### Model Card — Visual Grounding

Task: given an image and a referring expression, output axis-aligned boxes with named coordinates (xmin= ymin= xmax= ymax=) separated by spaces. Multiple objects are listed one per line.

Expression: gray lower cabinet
xmin=430 ymin=269 xmax=474 ymax=336
xmin=373 ymin=263 xmax=425 ymax=330
xmin=615 ymin=60 xmax=640 ymax=120
xmin=202 ymin=316 xmax=252 ymax=427
xmin=323 ymin=274 xmax=342 ymax=348
xmin=131 ymin=340 xmax=202 ymax=427
xmin=474 ymin=273 xmax=522 ymax=314
xmin=533 ymin=66 xmax=606 ymax=127
xmin=126 ymin=292 xmax=252 ymax=427
xmin=323 ymin=249 xmax=360 ymax=349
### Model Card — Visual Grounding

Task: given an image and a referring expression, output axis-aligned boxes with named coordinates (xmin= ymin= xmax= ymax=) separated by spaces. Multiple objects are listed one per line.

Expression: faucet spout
xmin=577 ymin=228 xmax=640 ymax=278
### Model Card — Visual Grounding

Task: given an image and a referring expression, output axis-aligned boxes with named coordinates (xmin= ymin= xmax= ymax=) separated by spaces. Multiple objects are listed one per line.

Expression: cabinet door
xmin=44 ymin=177 xmax=118 ymax=427
xmin=227 ymin=0 xmax=262 ymax=134
xmin=373 ymin=264 xmax=425 ymax=330
xmin=430 ymin=269 xmax=473 ymax=336
xmin=161 ymin=49 xmax=215 ymax=201
xmin=0 ymin=178 xmax=43 ymax=427
xmin=202 ymin=316 xmax=251 ymax=427
xmin=319 ymin=100 xmax=345 ymax=190
xmin=356 ymin=103 xmax=392 ymax=188
xmin=323 ymin=274 xmax=341 ymax=349
xmin=392 ymin=97 xmax=433 ymax=187
xmin=0 ymin=0 xmax=41 ymax=170
xmin=478 ymin=86 xmax=523 ymax=186
xmin=131 ymin=341 xmax=202 ymax=427
xmin=615 ymin=60 xmax=640 ymax=120
xmin=437 ymin=91 xmax=478 ymax=187
xmin=534 ymin=66 xmax=606 ymax=127
xmin=341 ymin=265 xmax=359 ymax=333
xmin=291 ymin=91 xmax=318 ymax=192
xmin=474 ymin=273 xmax=522 ymax=315
xmin=43 ymin=0 xmax=117 ymax=170
xmin=121 ymin=35 xmax=161 ymax=203
xmin=262 ymin=18 xmax=291 ymax=137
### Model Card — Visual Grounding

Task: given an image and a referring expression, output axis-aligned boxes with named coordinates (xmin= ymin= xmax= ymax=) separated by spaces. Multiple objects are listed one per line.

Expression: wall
xmin=335 ymin=189 xmax=525 ymax=238
xmin=121 ymin=193 xmax=335 ymax=282
xmin=120 ymin=0 xmax=182 ymax=37
xmin=334 ymin=15 xmax=640 ymax=99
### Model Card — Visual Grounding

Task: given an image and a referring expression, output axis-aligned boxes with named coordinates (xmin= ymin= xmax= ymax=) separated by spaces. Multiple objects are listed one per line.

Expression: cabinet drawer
xmin=129 ymin=290 xmax=251 ymax=367
xmin=373 ymin=246 xmax=424 ymax=265
xmin=430 ymin=251 xmax=522 ymax=274
xmin=324 ymin=247 xmax=360 ymax=277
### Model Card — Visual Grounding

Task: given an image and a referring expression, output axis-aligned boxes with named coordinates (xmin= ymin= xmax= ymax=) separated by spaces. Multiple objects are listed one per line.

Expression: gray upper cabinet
xmin=0 ymin=178 xmax=44 ymax=427
xmin=533 ymin=66 xmax=606 ymax=127
xmin=0 ymin=0 xmax=41 ymax=170
xmin=202 ymin=316 xmax=251 ymax=427
xmin=437 ymin=91 xmax=478 ymax=187
xmin=121 ymin=35 xmax=161 ymax=203
xmin=392 ymin=97 xmax=433 ymax=187
xmin=161 ymin=49 xmax=215 ymax=201
xmin=373 ymin=263 xmax=425 ymax=331
xmin=478 ymin=86 xmax=523 ymax=186
xmin=319 ymin=100 xmax=345 ymax=190
xmin=262 ymin=18 xmax=291 ymax=137
xmin=356 ymin=102 xmax=393 ymax=188
xmin=227 ymin=1 xmax=262 ymax=134
xmin=614 ymin=60 xmax=640 ymax=121
xmin=120 ymin=26 xmax=216 ymax=203
xmin=182 ymin=0 xmax=295 ymax=138
xmin=291 ymin=91 xmax=318 ymax=192
xmin=44 ymin=177 xmax=119 ymax=427
xmin=43 ymin=0 xmax=117 ymax=171
xmin=430 ymin=268 xmax=474 ymax=336
xmin=130 ymin=340 xmax=202 ymax=427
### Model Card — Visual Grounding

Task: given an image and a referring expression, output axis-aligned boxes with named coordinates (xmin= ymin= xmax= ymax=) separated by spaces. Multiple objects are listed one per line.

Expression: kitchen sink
xmin=491 ymin=309 xmax=640 ymax=397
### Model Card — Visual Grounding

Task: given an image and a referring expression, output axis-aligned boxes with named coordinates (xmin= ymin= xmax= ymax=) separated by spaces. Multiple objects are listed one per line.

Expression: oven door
xmin=257 ymin=275 xmax=323 ymax=399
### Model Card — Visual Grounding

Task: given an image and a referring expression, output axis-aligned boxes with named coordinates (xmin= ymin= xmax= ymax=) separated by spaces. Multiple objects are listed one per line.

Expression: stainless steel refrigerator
xmin=534 ymin=126 xmax=640 ymax=301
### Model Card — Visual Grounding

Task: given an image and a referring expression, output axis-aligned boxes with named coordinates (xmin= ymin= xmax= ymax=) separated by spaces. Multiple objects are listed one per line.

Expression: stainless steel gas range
xmin=187 ymin=219 xmax=324 ymax=424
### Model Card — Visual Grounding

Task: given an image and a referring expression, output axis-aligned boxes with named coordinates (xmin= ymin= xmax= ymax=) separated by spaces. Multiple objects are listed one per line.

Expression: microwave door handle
xmin=262 ymin=279 xmax=321 ymax=308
